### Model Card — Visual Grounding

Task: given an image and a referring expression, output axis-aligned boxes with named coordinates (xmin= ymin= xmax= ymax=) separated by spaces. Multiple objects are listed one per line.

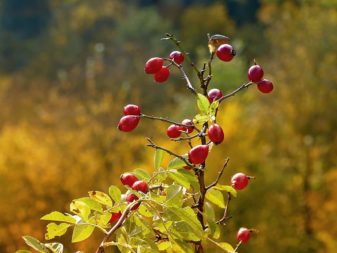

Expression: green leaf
xmin=71 ymin=224 xmax=95 ymax=243
xmin=168 ymin=170 xmax=190 ymax=189
xmin=76 ymin=197 xmax=103 ymax=212
xmin=213 ymin=185 xmax=237 ymax=198
xmin=193 ymin=114 xmax=209 ymax=125
xmin=204 ymin=202 xmax=215 ymax=221
xmin=158 ymin=241 xmax=170 ymax=251
xmin=197 ymin=93 xmax=210 ymax=114
xmin=96 ymin=213 xmax=112 ymax=227
xmin=154 ymin=149 xmax=165 ymax=170
xmin=133 ymin=168 xmax=151 ymax=180
xmin=172 ymin=239 xmax=194 ymax=253
xmin=205 ymin=188 xmax=225 ymax=208
xmin=166 ymin=185 xmax=183 ymax=207
xmin=22 ymin=236 xmax=49 ymax=253
xmin=108 ymin=185 xmax=122 ymax=203
xmin=219 ymin=242 xmax=235 ymax=253
xmin=165 ymin=207 xmax=203 ymax=239
xmin=45 ymin=223 xmax=71 ymax=240
xmin=138 ymin=205 xmax=153 ymax=218
xmin=15 ymin=251 xmax=32 ymax=253
xmin=70 ymin=200 xmax=90 ymax=221
xmin=209 ymin=100 xmax=219 ymax=116
xmin=88 ymin=191 xmax=112 ymax=207
xmin=44 ymin=243 xmax=64 ymax=253
xmin=41 ymin=211 xmax=76 ymax=224
xmin=167 ymin=156 xmax=188 ymax=170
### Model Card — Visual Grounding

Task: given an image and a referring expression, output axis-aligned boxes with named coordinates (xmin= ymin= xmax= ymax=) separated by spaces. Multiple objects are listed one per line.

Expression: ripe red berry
xmin=123 ymin=104 xmax=141 ymax=116
xmin=208 ymin=88 xmax=223 ymax=103
xmin=181 ymin=119 xmax=194 ymax=134
xmin=118 ymin=115 xmax=140 ymax=132
xmin=109 ymin=211 xmax=122 ymax=224
xmin=248 ymin=64 xmax=264 ymax=83
xmin=231 ymin=173 xmax=249 ymax=190
xmin=188 ymin=145 xmax=209 ymax=165
xmin=237 ymin=227 xmax=251 ymax=244
xmin=132 ymin=180 xmax=149 ymax=193
xmin=208 ymin=124 xmax=224 ymax=144
xmin=167 ymin=124 xmax=181 ymax=138
xmin=216 ymin=44 xmax=235 ymax=62
xmin=169 ymin=51 xmax=184 ymax=64
xmin=120 ymin=173 xmax=139 ymax=187
xmin=154 ymin=66 xmax=170 ymax=83
xmin=257 ymin=79 xmax=274 ymax=93
xmin=144 ymin=57 xmax=164 ymax=74
xmin=126 ymin=194 xmax=140 ymax=210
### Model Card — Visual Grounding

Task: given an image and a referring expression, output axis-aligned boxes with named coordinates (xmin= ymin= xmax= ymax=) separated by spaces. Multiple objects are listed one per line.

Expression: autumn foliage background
xmin=0 ymin=0 xmax=336 ymax=252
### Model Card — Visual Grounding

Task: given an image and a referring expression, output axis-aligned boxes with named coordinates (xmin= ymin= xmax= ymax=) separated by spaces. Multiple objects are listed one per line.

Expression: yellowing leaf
xmin=88 ymin=191 xmax=112 ymax=207
xmin=45 ymin=223 xmax=71 ymax=240
xmin=205 ymin=188 xmax=225 ymax=208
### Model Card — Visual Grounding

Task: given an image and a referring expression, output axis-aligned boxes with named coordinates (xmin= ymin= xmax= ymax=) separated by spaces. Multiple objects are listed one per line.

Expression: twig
xmin=172 ymin=133 xmax=202 ymax=141
xmin=146 ymin=138 xmax=194 ymax=168
xmin=234 ymin=241 xmax=242 ymax=252
xmin=216 ymin=192 xmax=231 ymax=224
xmin=206 ymin=158 xmax=230 ymax=190
xmin=95 ymin=201 xmax=139 ymax=253
xmin=219 ymin=82 xmax=253 ymax=103
xmin=203 ymin=52 xmax=215 ymax=94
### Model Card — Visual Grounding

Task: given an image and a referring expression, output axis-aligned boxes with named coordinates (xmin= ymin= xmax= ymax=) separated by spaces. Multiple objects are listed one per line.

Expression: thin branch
xmin=172 ymin=132 xmax=202 ymax=142
xmin=163 ymin=33 xmax=202 ymax=82
xmin=219 ymin=82 xmax=254 ymax=103
xmin=146 ymin=138 xmax=194 ymax=168
xmin=216 ymin=192 xmax=231 ymax=224
xmin=234 ymin=241 xmax=243 ymax=252
xmin=206 ymin=158 xmax=230 ymax=190
xmin=203 ymin=52 xmax=215 ymax=93
xmin=95 ymin=201 xmax=139 ymax=253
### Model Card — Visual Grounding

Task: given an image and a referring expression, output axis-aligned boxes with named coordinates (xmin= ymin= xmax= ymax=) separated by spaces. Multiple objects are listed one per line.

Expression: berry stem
xmin=146 ymin=138 xmax=194 ymax=168
xmin=206 ymin=158 xmax=230 ymax=190
xmin=216 ymin=192 xmax=232 ymax=224
xmin=234 ymin=240 xmax=243 ymax=253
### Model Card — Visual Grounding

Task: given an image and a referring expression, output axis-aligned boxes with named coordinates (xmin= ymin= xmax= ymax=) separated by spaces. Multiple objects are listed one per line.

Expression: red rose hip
xmin=231 ymin=172 xmax=249 ymax=190
xmin=248 ymin=64 xmax=264 ymax=82
xmin=216 ymin=44 xmax=235 ymax=62
xmin=144 ymin=57 xmax=164 ymax=74
xmin=120 ymin=173 xmax=139 ymax=187
xmin=188 ymin=145 xmax=209 ymax=165
xmin=257 ymin=79 xmax=274 ymax=93
xmin=109 ymin=211 xmax=122 ymax=224
xmin=167 ymin=124 xmax=181 ymax=138
xmin=169 ymin=51 xmax=184 ymax=64
xmin=208 ymin=124 xmax=224 ymax=144
xmin=181 ymin=119 xmax=194 ymax=134
xmin=126 ymin=194 xmax=140 ymax=210
xmin=237 ymin=227 xmax=251 ymax=243
xmin=132 ymin=180 xmax=149 ymax=193
xmin=208 ymin=88 xmax=223 ymax=103
xmin=154 ymin=66 xmax=170 ymax=83
xmin=123 ymin=104 xmax=141 ymax=116
xmin=118 ymin=115 xmax=140 ymax=132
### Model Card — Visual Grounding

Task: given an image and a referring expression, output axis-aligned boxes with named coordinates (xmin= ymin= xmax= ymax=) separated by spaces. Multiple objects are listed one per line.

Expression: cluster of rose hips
xmin=144 ymin=51 xmax=184 ymax=83
xmin=109 ymin=172 xmax=149 ymax=224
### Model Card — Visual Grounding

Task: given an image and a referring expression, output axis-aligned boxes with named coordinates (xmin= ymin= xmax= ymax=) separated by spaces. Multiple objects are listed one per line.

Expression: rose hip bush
xmin=17 ymin=33 xmax=274 ymax=253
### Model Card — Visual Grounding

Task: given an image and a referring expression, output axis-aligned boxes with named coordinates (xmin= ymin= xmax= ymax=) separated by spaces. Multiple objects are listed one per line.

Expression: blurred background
xmin=0 ymin=0 xmax=336 ymax=252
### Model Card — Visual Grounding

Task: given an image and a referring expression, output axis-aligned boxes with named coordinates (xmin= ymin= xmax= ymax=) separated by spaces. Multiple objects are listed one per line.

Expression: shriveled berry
xmin=237 ymin=227 xmax=251 ymax=244
xmin=109 ymin=211 xmax=122 ymax=224
xmin=208 ymin=124 xmax=224 ymax=144
xmin=181 ymin=119 xmax=194 ymax=134
xmin=188 ymin=145 xmax=209 ymax=165
xmin=132 ymin=180 xmax=149 ymax=193
xmin=123 ymin=104 xmax=141 ymax=116
xmin=208 ymin=88 xmax=223 ymax=103
xmin=126 ymin=194 xmax=140 ymax=210
xmin=167 ymin=124 xmax=181 ymax=138
xmin=257 ymin=79 xmax=274 ymax=93
xmin=144 ymin=57 xmax=164 ymax=74
xmin=118 ymin=115 xmax=140 ymax=132
xmin=231 ymin=173 xmax=249 ymax=190
xmin=169 ymin=51 xmax=184 ymax=64
xmin=154 ymin=66 xmax=170 ymax=83
xmin=120 ymin=173 xmax=139 ymax=187
xmin=216 ymin=44 xmax=235 ymax=62
xmin=248 ymin=64 xmax=264 ymax=83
